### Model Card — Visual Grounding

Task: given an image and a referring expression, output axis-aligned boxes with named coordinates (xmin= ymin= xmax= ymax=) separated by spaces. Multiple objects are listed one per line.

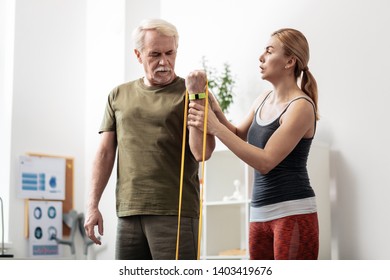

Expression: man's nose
xmin=159 ymin=55 xmax=168 ymax=65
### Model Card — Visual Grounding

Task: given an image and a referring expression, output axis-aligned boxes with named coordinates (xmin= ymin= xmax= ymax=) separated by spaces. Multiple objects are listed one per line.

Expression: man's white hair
xmin=132 ymin=18 xmax=179 ymax=51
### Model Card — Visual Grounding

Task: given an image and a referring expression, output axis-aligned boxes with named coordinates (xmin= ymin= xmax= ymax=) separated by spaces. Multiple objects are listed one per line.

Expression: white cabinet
xmin=200 ymin=140 xmax=331 ymax=260
xmin=200 ymin=143 xmax=252 ymax=259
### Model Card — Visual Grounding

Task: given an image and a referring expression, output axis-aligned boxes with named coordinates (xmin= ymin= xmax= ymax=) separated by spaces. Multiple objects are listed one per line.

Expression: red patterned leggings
xmin=249 ymin=213 xmax=319 ymax=260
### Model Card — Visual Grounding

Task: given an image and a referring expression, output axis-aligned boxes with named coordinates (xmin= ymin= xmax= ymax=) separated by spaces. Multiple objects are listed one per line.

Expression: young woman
xmin=187 ymin=28 xmax=319 ymax=259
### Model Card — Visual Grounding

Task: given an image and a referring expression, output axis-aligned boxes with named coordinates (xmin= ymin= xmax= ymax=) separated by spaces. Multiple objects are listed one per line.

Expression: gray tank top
xmin=247 ymin=93 xmax=316 ymax=208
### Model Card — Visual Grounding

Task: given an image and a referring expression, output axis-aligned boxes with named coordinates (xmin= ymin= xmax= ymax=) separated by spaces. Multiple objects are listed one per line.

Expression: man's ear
xmin=134 ymin=49 xmax=142 ymax=64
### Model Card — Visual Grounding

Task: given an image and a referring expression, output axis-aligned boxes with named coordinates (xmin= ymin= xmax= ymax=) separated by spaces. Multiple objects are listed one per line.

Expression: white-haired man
xmin=84 ymin=18 xmax=215 ymax=260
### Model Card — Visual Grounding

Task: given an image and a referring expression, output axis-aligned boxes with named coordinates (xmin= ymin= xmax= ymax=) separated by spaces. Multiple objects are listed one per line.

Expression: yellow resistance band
xmin=176 ymin=83 xmax=209 ymax=260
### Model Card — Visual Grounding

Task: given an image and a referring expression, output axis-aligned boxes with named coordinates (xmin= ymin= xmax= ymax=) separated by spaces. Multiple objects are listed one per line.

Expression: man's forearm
xmin=88 ymin=148 xmax=116 ymax=208
xmin=189 ymin=125 xmax=215 ymax=161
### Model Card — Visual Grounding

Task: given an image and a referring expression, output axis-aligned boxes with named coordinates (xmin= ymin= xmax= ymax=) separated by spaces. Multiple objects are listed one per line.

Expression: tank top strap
xmin=255 ymin=90 xmax=273 ymax=115
xmin=280 ymin=96 xmax=317 ymax=136
xmin=281 ymin=96 xmax=315 ymax=115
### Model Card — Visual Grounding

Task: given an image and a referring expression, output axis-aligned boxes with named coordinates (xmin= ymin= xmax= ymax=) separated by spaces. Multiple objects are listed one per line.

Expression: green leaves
xmin=201 ymin=56 xmax=235 ymax=114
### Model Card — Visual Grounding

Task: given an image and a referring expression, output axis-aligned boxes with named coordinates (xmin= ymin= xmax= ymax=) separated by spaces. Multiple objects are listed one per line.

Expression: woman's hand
xmin=188 ymin=101 xmax=221 ymax=136
xmin=186 ymin=69 xmax=227 ymax=136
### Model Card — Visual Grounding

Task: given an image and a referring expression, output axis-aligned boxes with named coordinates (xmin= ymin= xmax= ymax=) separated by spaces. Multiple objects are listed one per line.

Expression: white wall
xmin=4 ymin=0 xmax=390 ymax=260
xmin=8 ymin=0 xmax=87 ymax=259
xmin=0 ymin=0 xmax=15 ymax=244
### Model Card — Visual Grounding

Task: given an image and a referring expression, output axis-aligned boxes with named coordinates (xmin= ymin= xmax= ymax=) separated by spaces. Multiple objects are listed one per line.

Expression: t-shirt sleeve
xmin=99 ymin=88 xmax=117 ymax=134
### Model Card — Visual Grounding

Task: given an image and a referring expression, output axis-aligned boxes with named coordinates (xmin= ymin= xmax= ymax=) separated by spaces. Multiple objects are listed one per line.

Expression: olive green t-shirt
xmin=100 ymin=77 xmax=200 ymax=218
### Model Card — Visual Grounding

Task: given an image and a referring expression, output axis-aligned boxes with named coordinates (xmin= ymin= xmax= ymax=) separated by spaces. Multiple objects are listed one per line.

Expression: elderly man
xmin=84 ymin=18 xmax=215 ymax=260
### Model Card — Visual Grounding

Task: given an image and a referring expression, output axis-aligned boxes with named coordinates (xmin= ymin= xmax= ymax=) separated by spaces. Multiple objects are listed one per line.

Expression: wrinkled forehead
xmin=143 ymin=30 xmax=177 ymax=52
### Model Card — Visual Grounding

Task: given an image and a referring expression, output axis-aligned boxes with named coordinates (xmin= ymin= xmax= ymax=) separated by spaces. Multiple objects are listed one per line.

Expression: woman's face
xmin=258 ymin=36 xmax=290 ymax=82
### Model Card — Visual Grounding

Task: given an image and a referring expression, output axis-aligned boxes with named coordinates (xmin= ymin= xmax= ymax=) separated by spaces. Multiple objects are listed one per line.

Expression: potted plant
xmin=201 ymin=56 xmax=236 ymax=114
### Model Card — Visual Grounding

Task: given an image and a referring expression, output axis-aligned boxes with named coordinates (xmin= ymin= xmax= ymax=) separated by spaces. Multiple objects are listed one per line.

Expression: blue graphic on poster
xmin=18 ymin=155 xmax=66 ymax=200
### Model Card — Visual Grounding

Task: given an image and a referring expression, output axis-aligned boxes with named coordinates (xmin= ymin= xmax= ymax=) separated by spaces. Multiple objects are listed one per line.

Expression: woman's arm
xmin=188 ymin=98 xmax=315 ymax=174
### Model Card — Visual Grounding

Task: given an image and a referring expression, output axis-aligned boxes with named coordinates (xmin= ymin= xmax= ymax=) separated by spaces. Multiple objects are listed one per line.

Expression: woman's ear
xmin=285 ymin=56 xmax=297 ymax=69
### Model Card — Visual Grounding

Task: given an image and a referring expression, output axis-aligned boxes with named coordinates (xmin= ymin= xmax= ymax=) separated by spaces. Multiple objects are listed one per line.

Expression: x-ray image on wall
xmin=28 ymin=200 xmax=63 ymax=258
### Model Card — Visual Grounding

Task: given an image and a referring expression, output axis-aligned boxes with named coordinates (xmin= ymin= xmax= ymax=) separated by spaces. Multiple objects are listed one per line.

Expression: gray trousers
xmin=115 ymin=215 xmax=199 ymax=260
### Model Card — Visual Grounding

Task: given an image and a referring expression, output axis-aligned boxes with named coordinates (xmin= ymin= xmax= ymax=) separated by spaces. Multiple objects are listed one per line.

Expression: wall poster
xmin=17 ymin=155 xmax=66 ymax=200
xmin=28 ymin=200 xmax=63 ymax=257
